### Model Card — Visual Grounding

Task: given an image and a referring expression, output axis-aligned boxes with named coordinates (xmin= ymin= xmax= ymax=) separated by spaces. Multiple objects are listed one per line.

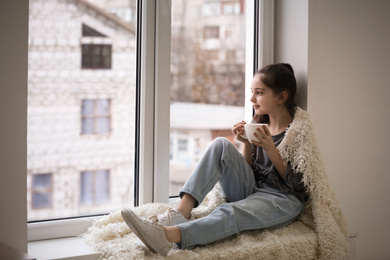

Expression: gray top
xmin=252 ymin=130 xmax=308 ymax=202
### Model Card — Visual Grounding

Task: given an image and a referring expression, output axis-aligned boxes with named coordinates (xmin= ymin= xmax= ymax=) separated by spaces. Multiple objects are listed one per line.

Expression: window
xmin=80 ymin=170 xmax=110 ymax=205
xmin=27 ymin=0 xmax=269 ymax=240
xmin=81 ymin=99 xmax=111 ymax=135
xmin=31 ymin=174 xmax=53 ymax=209
xmin=203 ymin=2 xmax=221 ymax=16
xmin=81 ymin=24 xmax=112 ymax=69
xmin=81 ymin=44 xmax=112 ymax=69
xmin=28 ymin=0 xmax=136 ymax=223
xmin=222 ymin=1 xmax=243 ymax=15
xmin=203 ymin=26 xmax=220 ymax=39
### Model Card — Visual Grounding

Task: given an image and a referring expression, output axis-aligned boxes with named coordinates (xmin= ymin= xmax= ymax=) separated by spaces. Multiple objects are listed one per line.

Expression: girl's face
xmin=250 ymin=74 xmax=282 ymax=115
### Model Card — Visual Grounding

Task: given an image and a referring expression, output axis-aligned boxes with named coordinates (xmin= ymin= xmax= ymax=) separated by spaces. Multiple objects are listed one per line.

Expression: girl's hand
xmin=232 ymin=121 xmax=249 ymax=144
xmin=251 ymin=125 xmax=275 ymax=152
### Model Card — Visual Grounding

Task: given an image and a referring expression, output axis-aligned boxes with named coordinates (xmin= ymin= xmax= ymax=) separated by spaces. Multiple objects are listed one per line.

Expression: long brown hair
xmin=252 ymin=63 xmax=297 ymax=124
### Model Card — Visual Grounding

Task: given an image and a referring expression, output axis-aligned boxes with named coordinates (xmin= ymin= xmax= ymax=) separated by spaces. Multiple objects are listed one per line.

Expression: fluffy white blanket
xmin=82 ymin=108 xmax=350 ymax=260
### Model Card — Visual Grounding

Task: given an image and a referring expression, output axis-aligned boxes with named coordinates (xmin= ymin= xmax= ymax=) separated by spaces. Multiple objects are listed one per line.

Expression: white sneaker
xmin=147 ymin=208 xmax=193 ymax=226
xmin=121 ymin=208 xmax=174 ymax=256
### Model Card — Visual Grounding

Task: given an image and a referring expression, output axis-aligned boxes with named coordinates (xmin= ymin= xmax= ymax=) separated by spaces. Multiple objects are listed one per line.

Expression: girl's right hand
xmin=232 ymin=121 xmax=249 ymax=144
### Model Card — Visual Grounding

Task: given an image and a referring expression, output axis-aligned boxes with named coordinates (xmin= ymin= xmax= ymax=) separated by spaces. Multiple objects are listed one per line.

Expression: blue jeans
xmin=177 ymin=137 xmax=303 ymax=250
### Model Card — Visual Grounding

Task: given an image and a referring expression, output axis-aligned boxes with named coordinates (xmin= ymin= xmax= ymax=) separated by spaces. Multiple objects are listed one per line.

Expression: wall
xmin=0 ymin=0 xmax=29 ymax=253
xmin=274 ymin=0 xmax=308 ymax=109
xmin=307 ymin=1 xmax=390 ymax=259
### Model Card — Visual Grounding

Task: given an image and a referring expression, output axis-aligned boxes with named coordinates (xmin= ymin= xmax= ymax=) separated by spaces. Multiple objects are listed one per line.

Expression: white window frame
xmin=28 ymin=0 xmax=274 ymax=242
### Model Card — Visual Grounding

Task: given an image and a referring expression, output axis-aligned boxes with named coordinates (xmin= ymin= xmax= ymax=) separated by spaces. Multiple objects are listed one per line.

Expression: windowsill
xmin=28 ymin=237 xmax=101 ymax=260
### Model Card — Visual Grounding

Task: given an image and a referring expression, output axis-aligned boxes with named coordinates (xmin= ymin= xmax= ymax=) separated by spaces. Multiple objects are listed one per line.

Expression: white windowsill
xmin=28 ymin=236 xmax=101 ymax=260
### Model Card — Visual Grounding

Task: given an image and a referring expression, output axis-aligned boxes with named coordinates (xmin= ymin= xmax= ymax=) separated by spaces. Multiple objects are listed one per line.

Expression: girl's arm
xmin=242 ymin=141 xmax=253 ymax=167
xmin=232 ymin=121 xmax=253 ymax=166
xmin=252 ymin=125 xmax=287 ymax=181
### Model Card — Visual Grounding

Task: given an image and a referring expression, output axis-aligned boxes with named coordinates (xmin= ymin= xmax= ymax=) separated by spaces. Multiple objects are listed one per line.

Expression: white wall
xmin=274 ymin=0 xmax=308 ymax=110
xmin=275 ymin=0 xmax=390 ymax=259
xmin=307 ymin=1 xmax=390 ymax=259
xmin=0 ymin=0 xmax=29 ymax=253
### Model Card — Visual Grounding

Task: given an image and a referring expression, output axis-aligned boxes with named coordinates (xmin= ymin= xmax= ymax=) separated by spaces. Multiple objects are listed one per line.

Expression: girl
xmin=121 ymin=63 xmax=308 ymax=256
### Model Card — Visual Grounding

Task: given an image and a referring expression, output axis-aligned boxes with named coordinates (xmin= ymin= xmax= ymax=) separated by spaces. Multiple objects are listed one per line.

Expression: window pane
xmin=82 ymin=100 xmax=95 ymax=115
xmin=95 ymin=170 xmax=110 ymax=203
xmin=170 ymin=0 xmax=246 ymax=196
xmin=32 ymin=174 xmax=52 ymax=209
xmin=28 ymin=0 xmax=137 ymax=221
xmin=81 ymin=117 xmax=95 ymax=134
xmin=96 ymin=99 xmax=110 ymax=114
xmin=80 ymin=171 xmax=94 ymax=205
xmin=32 ymin=193 xmax=52 ymax=209
xmin=32 ymin=173 xmax=52 ymax=188
xmin=96 ymin=117 xmax=111 ymax=133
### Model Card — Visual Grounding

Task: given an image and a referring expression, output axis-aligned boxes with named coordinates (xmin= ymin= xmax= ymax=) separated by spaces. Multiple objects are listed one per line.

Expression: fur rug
xmin=82 ymin=185 xmax=318 ymax=260
xmin=82 ymin=108 xmax=350 ymax=260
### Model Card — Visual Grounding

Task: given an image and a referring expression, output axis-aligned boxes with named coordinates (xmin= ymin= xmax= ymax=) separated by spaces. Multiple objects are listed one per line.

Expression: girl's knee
xmin=211 ymin=137 xmax=235 ymax=150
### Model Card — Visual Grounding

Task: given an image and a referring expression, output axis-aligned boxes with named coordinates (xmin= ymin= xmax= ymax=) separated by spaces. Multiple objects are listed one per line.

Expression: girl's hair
xmin=253 ymin=63 xmax=297 ymax=123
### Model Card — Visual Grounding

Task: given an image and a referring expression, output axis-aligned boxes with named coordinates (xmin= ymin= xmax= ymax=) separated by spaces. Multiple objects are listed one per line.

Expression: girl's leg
xmin=177 ymin=194 xmax=196 ymax=220
xmin=179 ymin=137 xmax=256 ymax=214
xmin=178 ymin=187 xmax=303 ymax=250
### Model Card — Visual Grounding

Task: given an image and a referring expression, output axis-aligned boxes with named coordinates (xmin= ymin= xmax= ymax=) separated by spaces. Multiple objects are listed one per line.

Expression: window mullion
xmin=153 ymin=0 xmax=171 ymax=203
xmin=137 ymin=0 xmax=157 ymax=205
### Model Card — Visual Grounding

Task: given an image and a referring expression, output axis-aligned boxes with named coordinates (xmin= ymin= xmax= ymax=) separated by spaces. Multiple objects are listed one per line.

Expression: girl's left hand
xmin=251 ymin=125 xmax=275 ymax=152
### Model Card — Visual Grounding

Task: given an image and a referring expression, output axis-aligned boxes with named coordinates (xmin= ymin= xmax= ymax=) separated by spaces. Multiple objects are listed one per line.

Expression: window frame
xmin=28 ymin=0 xmax=274 ymax=242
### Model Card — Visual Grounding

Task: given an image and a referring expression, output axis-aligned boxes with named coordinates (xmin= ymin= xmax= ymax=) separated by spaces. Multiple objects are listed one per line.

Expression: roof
xmin=170 ymin=102 xmax=245 ymax=130
xmin=74 ymin=0 xmax=136 ymax=34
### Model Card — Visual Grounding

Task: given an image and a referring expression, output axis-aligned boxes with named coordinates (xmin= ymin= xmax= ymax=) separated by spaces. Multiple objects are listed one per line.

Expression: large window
xmin=27 ymin=0 xmax=136 ymax=222
xmin=27 ymin=0 xmax=269 ymax=240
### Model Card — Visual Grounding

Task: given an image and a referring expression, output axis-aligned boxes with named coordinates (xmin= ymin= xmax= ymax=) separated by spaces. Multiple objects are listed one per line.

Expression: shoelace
xmin=147 ymin=208 xmax=176 ymax=226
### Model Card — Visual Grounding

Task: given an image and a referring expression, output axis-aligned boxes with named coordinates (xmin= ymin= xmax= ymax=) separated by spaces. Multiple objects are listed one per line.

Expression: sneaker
xmin=121 ymin=208 xmax=173 ymax=256
xmin=147 ymin=208 xmax=193 ymax=226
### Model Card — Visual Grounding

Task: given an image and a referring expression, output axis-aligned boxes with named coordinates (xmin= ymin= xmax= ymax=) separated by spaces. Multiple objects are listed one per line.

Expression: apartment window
xmin=203 ymin=2 xmax=221 ymax=16
xmin=81 ymin=44 xmax=112 ymax=69
xmin=32 ymin=174 xmax=53 ymax=209
xmin=203 ymin=26 xmax=220 ymax=39
xmin=27 ymin=0 xmax=266 ymax=240
xmin=178 ymin=138 xmax=188 ymax=152
xmin=81 ymin=24 xmax=112 ymax=69
xmin=81 ymin=99 xmax=111 ymax=135
xmin=80 ymin=170 xmax=110 ymax=205
xmin=222 ymin=1 xmax=242 ymax=15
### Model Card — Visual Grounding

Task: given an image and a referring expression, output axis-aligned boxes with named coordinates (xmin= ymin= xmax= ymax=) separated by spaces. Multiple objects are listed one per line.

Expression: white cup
xmin=241 ymin=123 xmax=268 ymax=143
